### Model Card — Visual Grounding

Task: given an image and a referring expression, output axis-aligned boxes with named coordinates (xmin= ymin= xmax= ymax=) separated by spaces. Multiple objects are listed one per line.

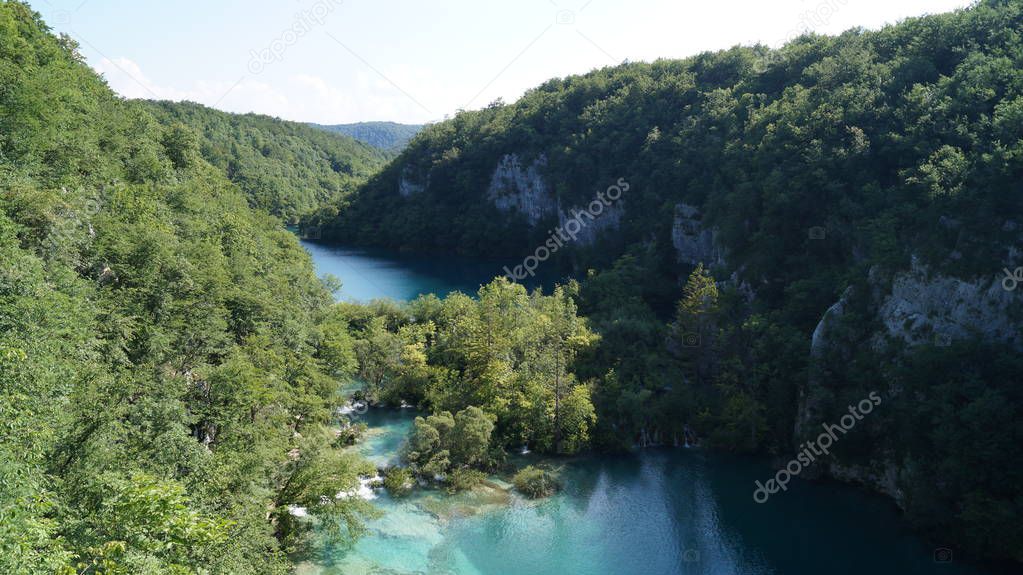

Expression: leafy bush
xmin=383 ymin=467 xmax=414 ymax=497
xmin=446 ymin=468 xmax=486 ymax=494
xmin=512 ymin=466 xmax=560 ymax=499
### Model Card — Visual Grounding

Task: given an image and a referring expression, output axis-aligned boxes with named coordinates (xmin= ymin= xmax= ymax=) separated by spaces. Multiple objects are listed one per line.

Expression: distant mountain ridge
xmin=313 ymin=121 xmax=424 ymax=152
xmin=144 ymin=100 xmax=388 ymax=223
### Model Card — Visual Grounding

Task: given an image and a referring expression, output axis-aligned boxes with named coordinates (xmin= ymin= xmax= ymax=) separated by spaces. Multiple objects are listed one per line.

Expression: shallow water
xmin=296 ymin=409 xmax=993 ymax=575
xmin=299 ymin=244 xmax=1000 ymax=575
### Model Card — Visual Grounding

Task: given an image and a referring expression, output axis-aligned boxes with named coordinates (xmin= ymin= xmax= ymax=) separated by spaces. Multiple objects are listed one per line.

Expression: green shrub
xmin=382 ymin=467 xmax=414 ymax=497
xmin=446 ymin=467 xmax=486 ymax=493
xmin=512 ymin=466 xmax=560 ymax=499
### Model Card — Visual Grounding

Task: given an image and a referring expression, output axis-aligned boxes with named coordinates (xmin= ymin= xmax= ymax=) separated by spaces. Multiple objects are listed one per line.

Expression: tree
xmin=161 ymin=123 xmax=199 ymax=169
xmin=673 ymin=264 xmax=719 ymax=383
xmin=405 ymin=407 xmax=495 ymax=485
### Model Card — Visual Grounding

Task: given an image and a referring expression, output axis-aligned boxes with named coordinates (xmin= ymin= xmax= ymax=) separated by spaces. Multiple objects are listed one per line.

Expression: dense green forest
xmin=0 ymin=3 xmax=379 ymax=572
xmin=312 ymin=121 xmax=424 ymax=153
xmin=3 ymin=0 xmax=1023 ymax=570
xmin=305 ymin=0 xmax=1023 ymax=564
xmin=144 ymin=101 xmax=387 ymax=223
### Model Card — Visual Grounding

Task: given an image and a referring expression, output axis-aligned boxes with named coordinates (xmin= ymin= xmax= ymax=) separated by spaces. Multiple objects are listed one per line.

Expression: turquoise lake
xmin=299 ymin=242 xmax=1001 ymax=575
xmin=300 ymin=241 xmax=558 ymax=302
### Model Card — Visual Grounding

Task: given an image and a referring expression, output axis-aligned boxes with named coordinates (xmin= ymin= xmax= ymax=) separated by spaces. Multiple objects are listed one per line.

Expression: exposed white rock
xmin=557 ymin=199 xmax=625 ymax=247
xmin=875 ymin=257 xmax=1021 ymax=349
xmin=487 ymin=154 xmax=557 ymax=226
xmin=811 ymin=287 xmax=853 ymax=357
xmin=398 ymin=167 xmax=428 ymax=198
xmin=672 ymin=203 xmax=723 ymax=267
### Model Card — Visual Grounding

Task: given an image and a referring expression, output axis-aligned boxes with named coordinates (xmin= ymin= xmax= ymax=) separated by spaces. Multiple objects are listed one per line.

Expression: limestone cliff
xmin=398 ymin=166 xmax=428 ymax=198
xmin=484 ymin=153 xmax=628 ymax=248
xmin=874 ymin=257 xmax=1021 ymax=350
xmin=486 ymin=154 xmax=557 ymax=226
xmin=800 ymin=254 xmax=1022 ymax=505
xmin=672 ymin=203 xmax=723 ymax=268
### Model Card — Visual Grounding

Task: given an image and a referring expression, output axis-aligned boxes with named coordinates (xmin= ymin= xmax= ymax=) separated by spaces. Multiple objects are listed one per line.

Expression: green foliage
xmin=382 ymin=467 xmax=414 ymax=497
xmin=0 ymin=3 xmax=377 ymax=572
xmin=445 ymin=468 xmax=486 ymax=494
xmin=69 ymin=473 xmax=232 ymax=574
xmin=339 ymin=279 xmax=599 ymax=458
xmin=512 ymin=466 xmax=560 ymax=499
xmin=314 ymin=121 xmax=424 ymax=153
xmin=160 ymin=123 xmax=199 ymax=169
xmin=887 ymin=343 xmax=1023 ymax=561
xmin=274 ymin=433 xmax=379 ymax=552
xmin=303 ymin=0 xmax=1023 ymax=562
xmin=144 ymin=101 xmax=387 ymax=223
xmin=406 ymin=406 xmax=496 ymax=483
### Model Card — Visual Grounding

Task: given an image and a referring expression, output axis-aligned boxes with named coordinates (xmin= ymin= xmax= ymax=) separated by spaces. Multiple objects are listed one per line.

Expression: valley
xmin=2 ymin=0 xmax=1021 ymax=573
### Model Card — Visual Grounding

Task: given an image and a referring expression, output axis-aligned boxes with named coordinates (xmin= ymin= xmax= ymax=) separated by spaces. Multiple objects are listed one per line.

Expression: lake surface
xmin=301 ymin=241 xmax=558 ymax=302
xmin=300 ymin=243 xmax=999 ymax=575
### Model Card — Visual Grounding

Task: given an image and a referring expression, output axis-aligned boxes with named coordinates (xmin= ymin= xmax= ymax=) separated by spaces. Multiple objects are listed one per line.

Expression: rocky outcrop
xmin=829 ymin=460 xmax=905 ymax=505
xmin=797 ymin=287 xmax=854 ymax=440
xmin=398 ymin=167 xmax=428 ymax=198
xmin=672 ymin=203 xmax=723 ymax=267
xmin=874 ymin=257 xmax=1021 ymax=350
xmin=810 ymin=287 xmax=852 ymax=358
xmin=486 ymin=153 xmax=627 ymax=247
xmin=487 ymin=154 xmax=556 ymax=226
xmin=800 ymin=254 xmax=1022 ymax=504
xmin=557 ymin=200 xmax=624 ymax=247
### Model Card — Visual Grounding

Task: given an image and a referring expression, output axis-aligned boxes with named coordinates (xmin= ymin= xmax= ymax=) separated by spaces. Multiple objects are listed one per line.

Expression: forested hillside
xmin=144 ymin=101 xmax=386 ymax=223
xmin=0 ymin=2 xmax=376 ymax=573
xmin=4 ymin=0 xmax=1023 ymax=568
xmin=313 ymin=121 xmax=424 ymax=153
xmin=305 ymin=0 xmax=1023 ymax=563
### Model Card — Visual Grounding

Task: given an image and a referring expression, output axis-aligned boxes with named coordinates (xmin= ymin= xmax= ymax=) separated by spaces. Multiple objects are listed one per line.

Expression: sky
xmin=30 ymin=0 xmax=975 ymax=125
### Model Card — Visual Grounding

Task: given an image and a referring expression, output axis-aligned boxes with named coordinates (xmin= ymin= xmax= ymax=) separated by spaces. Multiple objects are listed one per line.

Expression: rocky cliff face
xmin=874 ymin=257 xmax=1021 ymax=350
xmin=672 ymin=203 xmax=723 ymax=267
xmin=557 ymin=201 xmax=625 ymax=247
xmin=800 ymin=254 xmax=1022 ymax=505
xmin=398 ymin=166 xmax=428 ymax=198
xmin=486 ymin=154 xmax=557 ymax=226
xmin=484 ymin=153 xmax=629 ymax=247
